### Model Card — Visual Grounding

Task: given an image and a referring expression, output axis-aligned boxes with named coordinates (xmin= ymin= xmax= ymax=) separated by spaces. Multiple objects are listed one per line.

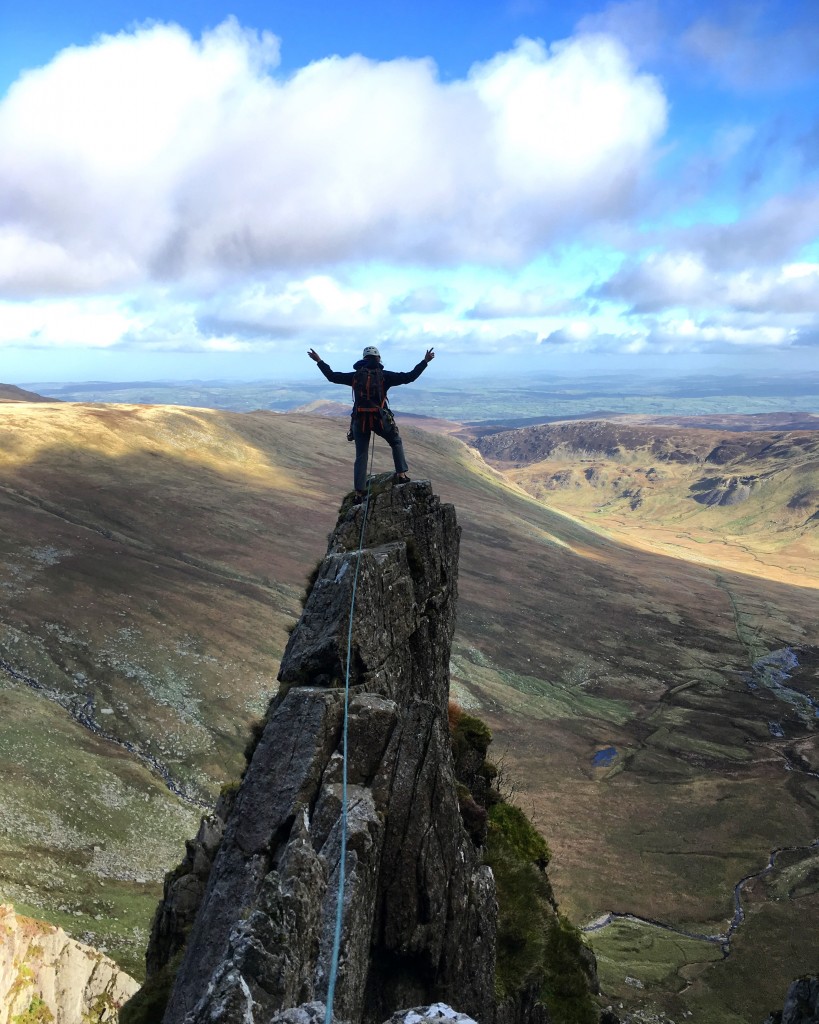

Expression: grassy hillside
xmin=470 ymin=419 xmax=819 ymax=586
xmin=0 ymin=402 xmax=332 ymax=972
xmin=0 ymin=401 xmax=816 ymax=1020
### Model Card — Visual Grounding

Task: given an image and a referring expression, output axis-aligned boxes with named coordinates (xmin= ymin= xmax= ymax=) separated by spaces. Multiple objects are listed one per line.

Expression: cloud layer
xmin=0 ymin=19 xmax=666 ymax=296
xmin=1 ymin=7 xmax=818 ymax=371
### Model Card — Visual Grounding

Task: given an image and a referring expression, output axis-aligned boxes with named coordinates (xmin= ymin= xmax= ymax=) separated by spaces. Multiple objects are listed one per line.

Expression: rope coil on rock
xmin=324 ymin=433 xmax=377 ymax=1024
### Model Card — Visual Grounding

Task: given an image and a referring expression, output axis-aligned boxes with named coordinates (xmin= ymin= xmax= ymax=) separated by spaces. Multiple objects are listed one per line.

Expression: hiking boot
xmin=394 ymin=473 xmax=410 ymax=484
xmin=352 ymin=490 xmax=366 ymax=505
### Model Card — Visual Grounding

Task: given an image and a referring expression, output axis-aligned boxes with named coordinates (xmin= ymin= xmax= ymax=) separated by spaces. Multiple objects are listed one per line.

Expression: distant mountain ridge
xmin=471 ymin=419 xmax=818 ymax=582
xmin=471 ymin=418 xmax=819 ymax=466
xmin=624 ymin=411 xmax=819 ymax=432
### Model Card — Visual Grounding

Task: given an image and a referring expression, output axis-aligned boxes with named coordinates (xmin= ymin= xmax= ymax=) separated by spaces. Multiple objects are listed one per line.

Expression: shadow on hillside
xmin=2 ymin=414 xmax=817 ymax=707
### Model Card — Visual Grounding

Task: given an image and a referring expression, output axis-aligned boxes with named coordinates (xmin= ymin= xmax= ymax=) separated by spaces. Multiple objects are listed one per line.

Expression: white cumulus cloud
xmin=599 ymin=251 xmax=819 ymax=315
xmin=0 ymin=19 xmax=667 ymax=297
xmin=466 ymin=284 xmax=579 ymax=319
xmin=389 ymin=286 xmax=450 ymax=315
xmin=198 ymin=276 xmax=384 ymax=337
xmin=0 ymin=297 xmax=144 ymax=348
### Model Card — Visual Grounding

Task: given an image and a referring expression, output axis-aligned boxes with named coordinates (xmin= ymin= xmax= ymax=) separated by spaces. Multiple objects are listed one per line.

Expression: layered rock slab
xmin=157 ymin=481 xmax=497 ymax=1024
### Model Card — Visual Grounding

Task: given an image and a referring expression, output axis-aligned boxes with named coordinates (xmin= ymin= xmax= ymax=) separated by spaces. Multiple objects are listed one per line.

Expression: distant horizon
xmin=18 ymin=365 xmax=819 ymax=392
xmin=19 ymin=368 xmax=819 ymax=425
xmin=9 ymin=343 xmax=819 ymax=391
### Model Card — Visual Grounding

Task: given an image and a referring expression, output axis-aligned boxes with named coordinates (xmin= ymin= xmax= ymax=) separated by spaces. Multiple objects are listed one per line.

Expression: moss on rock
xmin=12 ymin=997 xmax=54 ymax=1024
xmin=489 ymin=803 xmax=551 ymax=871
xmin=449 ymin=700 xmax=598 ymax=1024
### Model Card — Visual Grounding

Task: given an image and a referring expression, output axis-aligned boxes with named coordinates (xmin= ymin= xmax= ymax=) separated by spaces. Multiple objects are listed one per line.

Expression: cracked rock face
xmin=155 ymin=481 xmax=497 ymax=1024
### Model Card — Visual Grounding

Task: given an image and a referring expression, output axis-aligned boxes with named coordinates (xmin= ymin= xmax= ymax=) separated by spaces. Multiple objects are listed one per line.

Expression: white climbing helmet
xmin=362 ymin=346 xmax=381 ymax=359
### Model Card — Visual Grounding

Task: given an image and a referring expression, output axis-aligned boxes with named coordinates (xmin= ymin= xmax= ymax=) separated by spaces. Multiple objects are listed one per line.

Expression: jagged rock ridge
xmin=0 ymin=903 xmax=138 ymax=1024
xmin=148 ymin=480 xmax=498 ymax=1024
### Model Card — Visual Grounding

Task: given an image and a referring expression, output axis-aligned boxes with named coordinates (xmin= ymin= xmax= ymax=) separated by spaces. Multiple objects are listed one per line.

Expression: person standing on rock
xmin=308 ymin=346 xmax=434 ymax=500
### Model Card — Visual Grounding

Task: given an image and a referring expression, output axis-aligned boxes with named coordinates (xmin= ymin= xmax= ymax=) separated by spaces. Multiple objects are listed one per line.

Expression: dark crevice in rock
xmin=266 ymin=815 xmax=297 ymax=870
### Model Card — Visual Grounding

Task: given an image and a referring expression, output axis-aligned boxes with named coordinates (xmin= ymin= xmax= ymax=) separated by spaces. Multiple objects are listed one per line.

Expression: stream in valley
xmin=0 ymin=656 xmax=208 ymax=808
xmin=583 ymin=647 xmax=819 ymax=956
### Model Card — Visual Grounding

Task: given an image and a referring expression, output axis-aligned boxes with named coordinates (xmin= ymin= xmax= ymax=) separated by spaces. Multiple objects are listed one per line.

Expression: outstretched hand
xmin=424 ymin=348 xmax=435 ymax=363
xmin=307 ymin=348 xmax=321 ymax=362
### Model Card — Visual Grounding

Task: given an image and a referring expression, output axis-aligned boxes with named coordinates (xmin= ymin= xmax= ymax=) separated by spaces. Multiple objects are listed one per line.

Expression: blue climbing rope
xmin=324 ymin=433 xmax=377 ymax=1024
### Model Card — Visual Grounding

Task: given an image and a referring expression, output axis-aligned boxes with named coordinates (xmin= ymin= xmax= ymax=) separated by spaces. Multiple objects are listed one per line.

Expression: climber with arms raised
xmin=308 ymin=345 xmax=434 ymax=501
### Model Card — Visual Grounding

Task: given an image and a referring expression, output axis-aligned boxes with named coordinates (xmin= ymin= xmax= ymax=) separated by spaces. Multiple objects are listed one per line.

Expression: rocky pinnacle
xmin=157 ymin=480 xmax=498 ymax=1024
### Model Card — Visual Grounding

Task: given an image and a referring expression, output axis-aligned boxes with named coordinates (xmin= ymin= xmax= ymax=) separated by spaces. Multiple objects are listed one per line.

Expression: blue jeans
xmin=352 ymin=413 xmax=408 ymax=492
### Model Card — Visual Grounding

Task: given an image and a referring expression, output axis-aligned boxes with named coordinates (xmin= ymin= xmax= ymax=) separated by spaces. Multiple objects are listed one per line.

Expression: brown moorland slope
xmin=0 ymin=402 xmax=816 ymax=1020
xmin=0 ymin=383 xmax=52 ymax=403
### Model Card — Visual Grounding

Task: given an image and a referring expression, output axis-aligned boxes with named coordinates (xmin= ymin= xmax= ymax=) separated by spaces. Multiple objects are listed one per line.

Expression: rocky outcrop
xmin=382 ymin=1005 xmax=479 ymax=1024
xmin=148 ymin=480 xmax=498 ymax=1024
xmin=788 ymin=489 xmax=819 ymax=514
xmin=690 ymin=474 xmax=766 ymax=506
xmin=763 ymin=976 xmax=819 ymax=1024
xmin=267 ymin=1002 xmax=479 ymax=1024
xmin=0 ymin=903 xmax=138 ymax=1023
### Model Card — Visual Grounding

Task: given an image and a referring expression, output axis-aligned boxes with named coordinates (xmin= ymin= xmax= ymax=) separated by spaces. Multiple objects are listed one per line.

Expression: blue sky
xmin=1 ymin=0 xmax=818 ymax=382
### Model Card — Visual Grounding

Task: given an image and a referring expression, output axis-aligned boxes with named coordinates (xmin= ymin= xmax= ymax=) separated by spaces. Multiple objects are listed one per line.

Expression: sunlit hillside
xmin=471 ymin=419 xmax=819 ymax=586
xmin=0 ymin=400 xmax=816 ymax=1022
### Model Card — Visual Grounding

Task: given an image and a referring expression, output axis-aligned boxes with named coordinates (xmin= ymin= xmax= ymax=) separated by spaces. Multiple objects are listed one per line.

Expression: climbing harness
xmin=324 ymin=432 xmax=377 ymax=1024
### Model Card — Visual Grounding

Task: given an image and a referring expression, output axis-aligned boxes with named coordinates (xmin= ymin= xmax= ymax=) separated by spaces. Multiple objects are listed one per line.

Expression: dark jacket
xmin=316 ymin=356 xmax=428 ymax=403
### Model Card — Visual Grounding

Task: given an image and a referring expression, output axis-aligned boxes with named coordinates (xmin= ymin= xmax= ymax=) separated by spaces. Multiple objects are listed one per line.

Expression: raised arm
xmin=383 ymin=348 xmax=434 ymax=387
xmin=307 ymin=349 xmax=355 ymax=385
